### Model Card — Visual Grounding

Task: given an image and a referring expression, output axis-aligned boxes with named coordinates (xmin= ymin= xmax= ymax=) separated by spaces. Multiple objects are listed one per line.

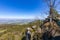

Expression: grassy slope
xmin=0 ymin=20 xmax=41 ymax=40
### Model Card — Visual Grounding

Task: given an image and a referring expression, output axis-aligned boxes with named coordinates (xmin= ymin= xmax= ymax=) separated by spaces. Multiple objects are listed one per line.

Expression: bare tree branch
xmin=43 ymin=11 xmax=49 ymax=15
xmin=54 ymin=1 xmax=60 ymax=8
xmin=44 ymin=0 xmax=50 ymax=7
xmin=53 ymin=0 xmax=57 ymax=7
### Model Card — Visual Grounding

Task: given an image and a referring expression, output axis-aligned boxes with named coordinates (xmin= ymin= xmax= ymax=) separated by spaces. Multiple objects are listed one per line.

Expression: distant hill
xmin=0 ymin=19 xmax=35 ymax=24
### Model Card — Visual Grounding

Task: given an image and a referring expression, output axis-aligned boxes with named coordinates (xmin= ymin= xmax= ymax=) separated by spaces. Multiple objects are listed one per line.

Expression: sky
xmin=0 ymin=0 xmax=60 ymax=19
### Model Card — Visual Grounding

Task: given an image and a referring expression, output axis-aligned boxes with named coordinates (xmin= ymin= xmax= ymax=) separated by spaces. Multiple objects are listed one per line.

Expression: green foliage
xmin=0 ymin=20 xmax=42 ymax=40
